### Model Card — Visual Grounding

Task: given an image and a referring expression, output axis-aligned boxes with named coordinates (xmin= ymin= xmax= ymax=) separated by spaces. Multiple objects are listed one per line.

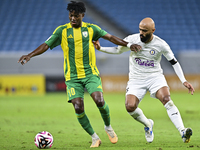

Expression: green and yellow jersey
xmin=45 ymin=22 xmax=107 ymax=81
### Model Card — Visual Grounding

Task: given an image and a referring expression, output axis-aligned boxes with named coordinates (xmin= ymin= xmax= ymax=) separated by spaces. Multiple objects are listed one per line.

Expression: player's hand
xmin=130 ymin=44 xmax=142 ymax=52
xmin=183 ymin=81 xmax=195 ymax=95
xmin=92 ymin=40 xmax=101 ymax=50
xmin=18 ymin=55 xmax=31 ymax=65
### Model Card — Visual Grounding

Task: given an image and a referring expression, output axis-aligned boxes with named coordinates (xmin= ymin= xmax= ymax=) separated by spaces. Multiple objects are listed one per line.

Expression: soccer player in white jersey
xmin=93 ymin=17 xmax=195 ymax=143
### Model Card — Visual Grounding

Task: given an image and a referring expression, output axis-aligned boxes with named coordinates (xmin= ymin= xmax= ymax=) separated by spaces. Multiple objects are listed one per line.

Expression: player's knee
xmin=162 ymin=95 xmax=171 ymax=105
xmin=92 ymin=92 xmax=104 ymax=107
xmin=72 ymin=99 xmax=84 ymax=114
xmin=125 ymin=103 xmax=137 ymax=112
xmin=93 ymin=95 xmax=104 ymax=107
xmin=95 ymin=99 xmax=104 ymax=107
xmin=74 ymin=104 xmax=84 ymax=114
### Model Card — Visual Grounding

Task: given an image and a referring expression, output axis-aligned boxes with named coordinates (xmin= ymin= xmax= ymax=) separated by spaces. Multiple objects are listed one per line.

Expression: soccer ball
xmin=34 ymin=131 xmax=53 ymax=149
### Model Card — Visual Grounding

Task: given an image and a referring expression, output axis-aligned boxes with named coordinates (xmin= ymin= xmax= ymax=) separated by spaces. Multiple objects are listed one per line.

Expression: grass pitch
xmin=0 ymin=92 xmax=200 ymax=150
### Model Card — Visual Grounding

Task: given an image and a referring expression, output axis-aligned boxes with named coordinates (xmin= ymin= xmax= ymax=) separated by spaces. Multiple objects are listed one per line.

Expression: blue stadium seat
xmin=0 ymin=0 xmax=200 ymax=55
xmin=86 ymin=0 xmax=200 ymax=55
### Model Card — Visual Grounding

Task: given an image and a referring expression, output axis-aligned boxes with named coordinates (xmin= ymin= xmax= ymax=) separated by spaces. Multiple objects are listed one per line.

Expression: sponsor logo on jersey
xmin=97 ymin=85 xmax=102 ymax=89
xmin=68 ymin=34 xmax=73 ymax=38
xmin=135 ymin=58 xmax=154 ymax=67
xmin=82 ymin=31 xmax=88 ymax=38
xmin=150 ymin=49 xmax=155 ymax=55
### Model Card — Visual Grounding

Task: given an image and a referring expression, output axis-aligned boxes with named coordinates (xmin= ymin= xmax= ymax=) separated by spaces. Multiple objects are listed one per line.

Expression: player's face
xmin=139 ymin=26 xmax=153 ymax=43
xmin=69 ymin=11 xmax=84 ymax=28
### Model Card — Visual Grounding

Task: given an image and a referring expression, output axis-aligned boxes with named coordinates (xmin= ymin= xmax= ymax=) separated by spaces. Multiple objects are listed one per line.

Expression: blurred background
xmin=0 ymin=0 xmax=200 ymax=95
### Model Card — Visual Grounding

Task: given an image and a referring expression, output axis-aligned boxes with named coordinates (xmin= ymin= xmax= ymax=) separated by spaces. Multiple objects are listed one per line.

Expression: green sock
xmin=98 ymin=101 xmax=110 ymax=126
xmin=76 ymin=112 xmax=94 ymax=135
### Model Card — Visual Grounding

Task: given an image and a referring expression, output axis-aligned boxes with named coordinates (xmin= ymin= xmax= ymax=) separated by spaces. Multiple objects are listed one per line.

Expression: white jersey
xmin=118 ymin=33 xmax=175 ymax=79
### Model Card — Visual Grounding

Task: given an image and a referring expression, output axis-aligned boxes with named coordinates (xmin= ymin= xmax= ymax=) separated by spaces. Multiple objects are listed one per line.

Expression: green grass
xmin=0 ymin=92 xmax=200 ymax=150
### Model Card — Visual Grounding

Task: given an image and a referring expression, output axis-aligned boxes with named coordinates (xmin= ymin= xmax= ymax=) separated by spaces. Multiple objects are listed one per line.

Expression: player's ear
xmin=152 ymin=28 xmax=155 ymax=33
xmin=82 ymin=13 xmax=85 ymax=18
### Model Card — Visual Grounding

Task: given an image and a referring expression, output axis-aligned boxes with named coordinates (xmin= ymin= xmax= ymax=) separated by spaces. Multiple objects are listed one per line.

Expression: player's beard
xmin=140 ymin=33 xmax=151 ymax=43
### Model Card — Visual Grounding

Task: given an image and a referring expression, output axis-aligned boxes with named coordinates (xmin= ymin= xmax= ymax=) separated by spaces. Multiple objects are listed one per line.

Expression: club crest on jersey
xmin=82 ymin=31 xmax=88 ymax=37
xmin=150 ymin=50 xmax=155 ymax=55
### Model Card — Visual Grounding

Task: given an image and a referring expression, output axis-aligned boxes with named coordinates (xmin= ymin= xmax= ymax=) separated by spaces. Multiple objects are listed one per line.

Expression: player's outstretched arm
xmin=18 ymin=43 xmax=49 ymax=65
xmin=170 ymin=58 xmax=195 ymax=95
xmin=102 ymin=33 xmax=141 ymax=52
xmin=93 ymin=40 xmax=128 ymax=54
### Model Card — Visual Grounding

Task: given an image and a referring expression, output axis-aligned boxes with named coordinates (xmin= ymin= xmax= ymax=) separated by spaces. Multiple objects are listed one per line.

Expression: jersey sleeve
xmin=45 ymin=27 xmax=62 ymax=50
xmin=91 ymin=24 xmax=107 ymax=41
xmin=162 ymin=41 xmax=175 ymax=61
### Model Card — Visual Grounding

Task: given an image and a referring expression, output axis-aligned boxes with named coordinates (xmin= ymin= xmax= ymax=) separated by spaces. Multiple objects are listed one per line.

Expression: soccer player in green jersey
xmin=18 ymin=1 xmax=140 ymax=148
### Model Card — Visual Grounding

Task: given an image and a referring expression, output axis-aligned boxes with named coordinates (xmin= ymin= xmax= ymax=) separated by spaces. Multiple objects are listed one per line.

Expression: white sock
xmin=164 ymin=100 xmax=185 ymax=135
xmin=91 ymin=132 xmax=99 ymax=139
xmin=105 ymin=125 xmax=112 ymax=130
xmin=128 ymin=107 xmax=151 ymax=127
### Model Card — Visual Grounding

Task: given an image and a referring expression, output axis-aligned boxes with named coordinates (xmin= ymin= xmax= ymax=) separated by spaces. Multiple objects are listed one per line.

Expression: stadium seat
xmin=85 ymin=0 xmax=200 ymax=55
xmin=0 ymin=0 xmax=200 ymax=54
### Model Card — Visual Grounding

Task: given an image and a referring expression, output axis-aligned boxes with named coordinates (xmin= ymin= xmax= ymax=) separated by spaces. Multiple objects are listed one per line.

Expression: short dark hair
xmin=67 ymin=1 xmax=86 ymax=14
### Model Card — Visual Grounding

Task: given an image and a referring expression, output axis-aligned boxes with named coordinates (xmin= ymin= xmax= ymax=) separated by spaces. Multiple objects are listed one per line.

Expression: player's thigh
xmin=148 ymin=74 xmax=169 ymax=99
xmin=85 ymin=75 xmax=103 ymax=94
xmin=126 ymin=79 xmax=147 ymax=102
xmin=65 ymin=80 xmax=85 ymax=102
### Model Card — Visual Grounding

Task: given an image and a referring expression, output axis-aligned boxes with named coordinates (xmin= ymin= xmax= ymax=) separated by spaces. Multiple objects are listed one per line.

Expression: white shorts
xmin=126 ymin=74 xmax=169 ymax=101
